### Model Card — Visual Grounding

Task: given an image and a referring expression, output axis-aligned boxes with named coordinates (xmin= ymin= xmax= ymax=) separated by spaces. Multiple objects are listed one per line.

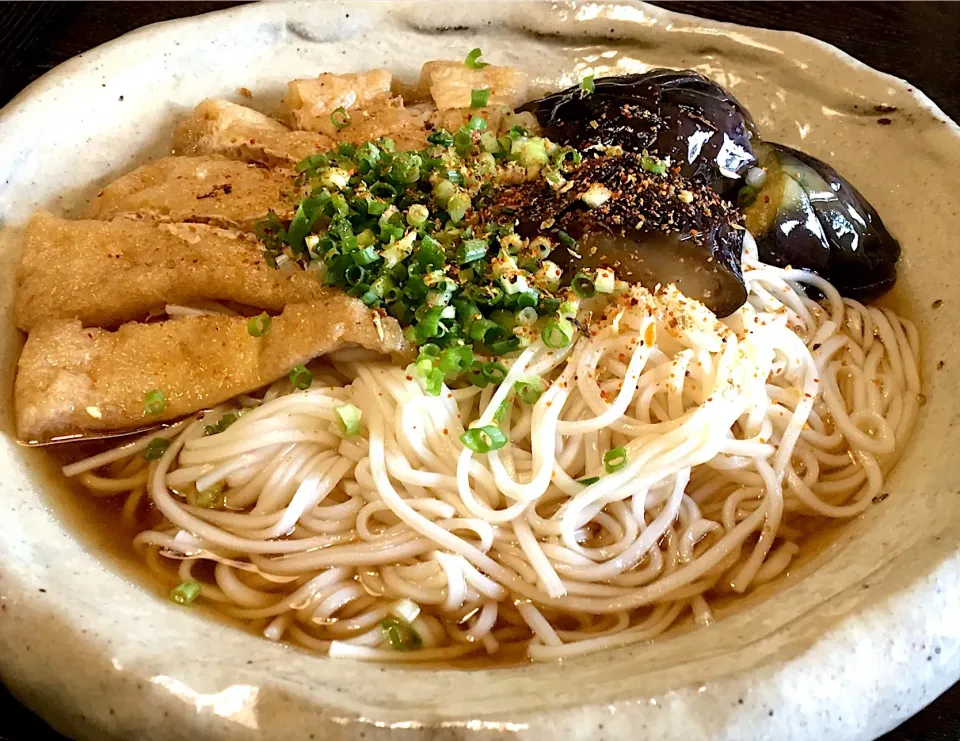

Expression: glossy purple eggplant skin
xmin=518 ymin=69 xmax=757 ymax=193
xmin=488 ymin=153 xmax=748 ymax=317
xmin=743 ymin=142 xmax=901 ymax=301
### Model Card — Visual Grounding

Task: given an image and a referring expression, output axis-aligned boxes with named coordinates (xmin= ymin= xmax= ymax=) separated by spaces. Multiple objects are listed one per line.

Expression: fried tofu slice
xmin=15 ymin=212 xmax=328 ymax=331
xmin=86 ymin=156 xmax=297 ymax=231
xmin=172 ymin=99 xmax=333 ymax=167
xmin=15 ymin=298 xmax=405 ymax=442
xmin=281 ymin=69 xmax=431 ymax=151
xmin=416 ymin=62 xmax=529 ymax=110
xmin=282 ymin=69 xmax=393 ymax=135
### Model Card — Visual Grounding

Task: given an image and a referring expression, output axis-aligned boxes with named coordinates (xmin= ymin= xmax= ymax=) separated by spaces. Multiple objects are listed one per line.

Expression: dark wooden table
xmin=0 ymin=3 xmax=957 ymax=740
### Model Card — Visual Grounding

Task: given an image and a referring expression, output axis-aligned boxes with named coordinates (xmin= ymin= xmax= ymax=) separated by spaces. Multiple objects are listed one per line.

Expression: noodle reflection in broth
xmin=61 ymin=233 xmax=920 ymax=662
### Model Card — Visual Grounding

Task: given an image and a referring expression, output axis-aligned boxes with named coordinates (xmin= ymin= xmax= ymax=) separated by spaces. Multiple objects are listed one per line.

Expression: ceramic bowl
xmin=0 ymin=2 xmax=957 ymax=740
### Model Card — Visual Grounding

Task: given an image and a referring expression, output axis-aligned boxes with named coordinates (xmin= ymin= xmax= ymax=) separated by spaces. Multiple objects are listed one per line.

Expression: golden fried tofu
xmin=282 ymin=69 xmax=394 ymax=135
xmin=87 ymin=156 xmax=297 ymax=231
xmin=15 ymin=212 xmax=328 ymax=331
xmin=15 ymin=298 xmax=405 ymax=442
xmin=416 ymin=61 xmax=529 ymax=110
xmin=172 ymin=98 xmax=333 ymax=167
xmin=281 ymin=69 xmax=432 ymax=151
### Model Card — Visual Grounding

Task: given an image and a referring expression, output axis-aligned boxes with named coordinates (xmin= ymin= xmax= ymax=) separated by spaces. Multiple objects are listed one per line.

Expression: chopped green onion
xmin=330 ymin=107 xmax=351 ymax=130
xmin=580 ymin=75 xmax=595 ymax=95
xmin=557 ymin=230 xmax=577 ymax=249
xmin=415 ymin=306 xmax=445 ymax=342
xmin=204 ymin=412 xmax=238 ymax=437
xmin=352 ymin=245 xmax=380 ymax=266
xmin=594 ymin=267 xmax=615 ymax=294
xmin=515 ymin=377 xmax=544 ymax=404
xmin=335 ymin=403 xmax=363 ymax=436
xmin=571 ymin=271 xmax=596 ymax=298
xmin=488 ymin=336 xmax=521 ymax=355
xmin=604 ymin=446 xmax=628 ymax=473
xmin=464 ymin=115 xmax=487 ymax=132
xmin=541 ymin=319 xmax=574 ymax=349
xmin=641 ymin=154 xmax=667 ymax=175
xmin=470 ymin=88 xmax=490 ymax=108
xmin=196 ymin=485 xmax=225 ymax=509
xmin=427 ymin=129 xmax=455 ymax=146
xmin=289 ymin=364 xmax=313 ymax=390
xmin=516 ymin=306 xmax=538 ymax=326
xmin=379 ymin=617 xmax=423 ymax=651
xmin=144 ymin=389 xmax=166 ymax=415
xmin=418 ymin=343 xmax=441 ymax=359
xmin=458 ymin=238 xmax=489 ymax=264
xmin=447 ymin=192 xmax=471 ymax=223
xmin=578 ymin=476 xmax=600 ymax=486
xmin=481 ymin=361 xmax=508 ymax=384
xmin=406 ymin=204 xmax=429 ymax=227
xmin=170 ymin=580 xmax=201 ymax=605
xmin=553 ymin=147 xmax=582 ymax=168
xmin=468 ymin=318 xmax=499 ymax=343
xmin=559 ymin=299 xmax=580 ymax=318
xmin=247 ymin=313 xmax=272 ymax=337
xmin=493 ymin=397 xmax=511 ymax=422
xmin=143 ymin=437 xmax=170 ymax=461
xmin=460 ymin=425 xmax=508 ymax=453
xmin=737 ymin=185 xmax=758 ymax=207
xmin=464 ymin=47 xmax=490 ymax=70
xmin=425 ymin=367 xmax=444 ymax=396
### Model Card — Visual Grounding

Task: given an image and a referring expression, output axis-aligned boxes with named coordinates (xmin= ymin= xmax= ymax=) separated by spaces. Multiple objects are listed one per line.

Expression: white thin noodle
xmin=64 ymin=233 xmax=920 ymax=662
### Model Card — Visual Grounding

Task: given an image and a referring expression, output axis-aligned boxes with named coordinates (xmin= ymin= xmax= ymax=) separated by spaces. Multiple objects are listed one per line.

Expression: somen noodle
xmin=63 ymin=233 xmax=920 ymax=662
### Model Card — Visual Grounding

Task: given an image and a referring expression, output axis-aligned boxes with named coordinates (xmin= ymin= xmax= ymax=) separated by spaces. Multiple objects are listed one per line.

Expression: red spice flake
xmin=443 ymin=428 xmax=449 ymax=435
xmin=238 ymin=87 xmax=253 ymax=98
xmin=405 ymin=375 xmax=413 ymax=381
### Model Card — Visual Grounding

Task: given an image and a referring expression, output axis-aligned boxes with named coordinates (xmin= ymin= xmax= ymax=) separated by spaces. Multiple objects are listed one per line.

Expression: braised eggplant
xmin=518 ymin=70 xmax=756 ymax=194
xmin=489 ymin=153 xmax=747 ymax=317
xmin=741 ymin=142 xmax=900 ymax=300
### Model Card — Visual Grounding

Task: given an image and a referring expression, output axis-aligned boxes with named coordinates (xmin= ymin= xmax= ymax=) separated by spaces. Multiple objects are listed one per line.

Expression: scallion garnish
xmin=380 ymin=617 xmax=423 ymax=651
xmin=578 ymin=476 xmax=600 ymax=486
xmin=247 ymin=313 xmax=272 ymax=337
xmin=557 ymin=230 xmax=577 ymax=249
xmin=335 ymin=403 xmax=363 ymax=436
xmin=470 ymin=88 xmax=490 ymax=108
xmin=604 ymin=446 xmax=628 ymax=473
xmin=481 ymin=361 xmax=508 ymax=384
xmin=204 ymin=412 xmax=238 ymax=437
xmin=143 ymin=437 xmax=170 ymax=461
xmin=464 ymin=47 xmax=489 ymax=70
xmin=541 ymin=319 xmax=574 ymax=349
xmin=457 ymin=238 xmax=489 ymax=265
xmin=447 ymin=192 xmax=471 ymax=222
xmin=196 ymin=485 xmax=225 ymax=509
xmin=289 ymin=364 xmax=313 ymax=390
xmin=737 ymin=185 xmax=758 ymax=207
xmin=580 ymin=75 xmax=595 ymax=95
xmin=170 ymin=580 xmax=201 ymax=605
xmin=144 ymin=389 xmax=166 ymax=415
xmin=427 ymin=129 xmax=455 ymax=147
xmin=424 ymin=367 xmax=444 ymax=396
xmin=515 ymin=377 xmax=544 ymax=404
xmin=460 ymin=425 xmax=508 ymax=453
xmin=330 ymin=107 xmax=351 ymax=130
xmin=641 ymin=154 xmax=667 ymax=175
xmin=571 ymin=271 xmax=597 ymax=298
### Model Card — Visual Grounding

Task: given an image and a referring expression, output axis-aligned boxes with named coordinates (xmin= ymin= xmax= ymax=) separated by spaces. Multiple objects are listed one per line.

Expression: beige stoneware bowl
xmin=0 ymin=2 xmax=957 ymax=740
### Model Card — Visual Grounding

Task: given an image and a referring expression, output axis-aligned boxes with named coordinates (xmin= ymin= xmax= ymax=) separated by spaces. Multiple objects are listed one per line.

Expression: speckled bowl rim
xmin=0 ymin=3 xmax=958 ymax=741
